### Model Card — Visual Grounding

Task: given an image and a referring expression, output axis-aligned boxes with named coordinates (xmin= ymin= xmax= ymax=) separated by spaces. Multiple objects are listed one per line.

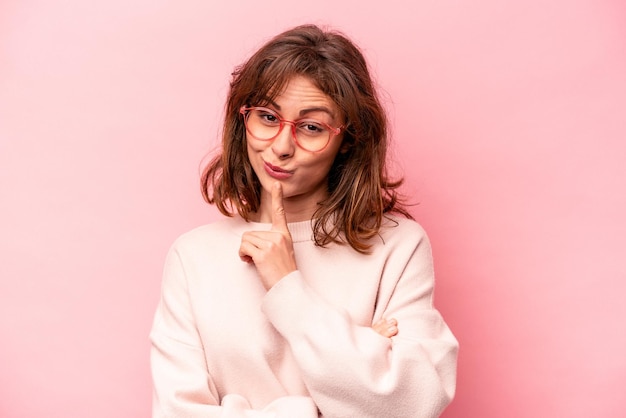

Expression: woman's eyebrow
xmin=299 ymin=106 xmax=335 ymax=118
xmin=261 ymin=98 xmax=336 ymax=119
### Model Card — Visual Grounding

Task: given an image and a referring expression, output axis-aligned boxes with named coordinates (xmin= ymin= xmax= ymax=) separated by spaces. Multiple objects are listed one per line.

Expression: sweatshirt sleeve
xmin=150 ymin=246 xmax=319 ymax=418
xmin=260 ymin=228 xmax=458 ymax=418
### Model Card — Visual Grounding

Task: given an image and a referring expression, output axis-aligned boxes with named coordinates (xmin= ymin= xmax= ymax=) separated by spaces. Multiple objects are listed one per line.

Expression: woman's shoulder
xmin=170 ymin=216 xmax=248 ymax=253
xmin=381 ymin=214 xmax=427 ymax=235
xmin=377 ymin=214 xmax=430 ymax=246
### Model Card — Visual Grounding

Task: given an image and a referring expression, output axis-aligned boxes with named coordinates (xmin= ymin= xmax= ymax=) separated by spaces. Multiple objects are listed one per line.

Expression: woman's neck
xmin=251 ymin=189 xmax=325 ymax=223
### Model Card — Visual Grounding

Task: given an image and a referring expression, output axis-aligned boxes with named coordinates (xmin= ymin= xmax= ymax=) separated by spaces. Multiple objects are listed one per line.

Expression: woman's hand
xmin=372 ymin=318 xmax=398 ymax=338
xmin=239 ymin=182 xmax=297 ymax=290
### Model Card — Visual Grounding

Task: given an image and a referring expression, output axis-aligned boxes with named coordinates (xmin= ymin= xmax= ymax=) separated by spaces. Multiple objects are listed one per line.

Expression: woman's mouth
xmin=263 ymin=161 xmax=294 ymax=180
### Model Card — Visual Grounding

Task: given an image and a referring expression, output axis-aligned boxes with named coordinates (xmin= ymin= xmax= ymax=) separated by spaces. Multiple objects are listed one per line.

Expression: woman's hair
xmin=201 ymin=24 xmax=411 ymax=253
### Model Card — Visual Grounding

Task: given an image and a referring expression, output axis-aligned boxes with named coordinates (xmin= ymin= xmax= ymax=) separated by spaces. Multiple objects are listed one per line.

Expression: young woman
xmin=150 ymin=24 xmax=458 ymax=418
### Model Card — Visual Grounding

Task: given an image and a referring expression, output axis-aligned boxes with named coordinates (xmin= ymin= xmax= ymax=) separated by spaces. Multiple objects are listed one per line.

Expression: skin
xmin=372 ymin=317 xmax=398 ymax=338
xmin=245 ymin=76 xmax=346 ymax=224
xmin=238 ymin=76 xmax=397 ymax=339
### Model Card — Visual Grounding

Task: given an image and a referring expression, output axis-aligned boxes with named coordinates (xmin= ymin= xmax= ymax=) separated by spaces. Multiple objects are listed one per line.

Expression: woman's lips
xmin=263 ymin=161 xmax=294 ymax=180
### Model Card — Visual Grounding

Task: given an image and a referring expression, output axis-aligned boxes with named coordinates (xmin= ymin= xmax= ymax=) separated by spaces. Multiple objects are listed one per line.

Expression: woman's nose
xmin=271 ymin=122 xmax=296 ymax=158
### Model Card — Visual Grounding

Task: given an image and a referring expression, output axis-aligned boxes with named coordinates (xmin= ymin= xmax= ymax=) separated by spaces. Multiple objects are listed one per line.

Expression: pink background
xmin=1 ymin=1 xmax=625 ymax=417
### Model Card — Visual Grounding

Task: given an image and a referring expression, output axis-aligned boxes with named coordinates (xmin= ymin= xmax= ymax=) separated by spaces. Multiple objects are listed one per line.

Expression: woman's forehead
xmin=278 ymin=77 xmax=331 ymax=100
xmin=255 ymin=76 xmax=342 ymax=117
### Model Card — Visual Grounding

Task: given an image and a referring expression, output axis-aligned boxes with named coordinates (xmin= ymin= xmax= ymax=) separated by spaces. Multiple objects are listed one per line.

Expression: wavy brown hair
xmin=201 ymin=24 xmax=411 ymax=253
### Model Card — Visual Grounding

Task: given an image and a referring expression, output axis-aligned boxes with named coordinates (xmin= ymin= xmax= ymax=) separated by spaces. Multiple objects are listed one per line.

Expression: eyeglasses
xmin=240 ymin=106 xmax=343 ymax=152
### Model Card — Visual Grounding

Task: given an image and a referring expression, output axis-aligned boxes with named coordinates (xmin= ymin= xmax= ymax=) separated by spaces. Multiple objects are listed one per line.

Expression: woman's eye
xmin=259 ymin=113 xmax=278 ymax=123
xmin=299 ymin=122 xmax=325 ymax=133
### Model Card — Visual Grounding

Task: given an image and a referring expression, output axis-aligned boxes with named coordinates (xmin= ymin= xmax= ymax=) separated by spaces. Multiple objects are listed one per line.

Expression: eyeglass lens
xmin=245 ymin=108 xmax=333 ymax=152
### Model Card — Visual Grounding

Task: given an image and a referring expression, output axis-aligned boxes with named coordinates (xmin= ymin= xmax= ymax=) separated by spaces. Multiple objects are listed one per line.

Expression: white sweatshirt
xmin=150 ymin=215 xmax=458 ymax=417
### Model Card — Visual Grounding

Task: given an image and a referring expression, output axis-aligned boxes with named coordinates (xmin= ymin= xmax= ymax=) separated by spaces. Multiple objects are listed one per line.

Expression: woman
xmin=150 ymin=24 xmax=458 ymax=417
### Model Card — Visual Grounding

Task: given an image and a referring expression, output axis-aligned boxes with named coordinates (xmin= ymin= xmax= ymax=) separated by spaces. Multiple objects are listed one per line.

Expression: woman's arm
xmin=150 ymin=246 xmax=220 ymax=416
xmin=260 ymin=225 xmax=458 ymax=418
xmin=150 ymin=247 xmax=319 ymax=418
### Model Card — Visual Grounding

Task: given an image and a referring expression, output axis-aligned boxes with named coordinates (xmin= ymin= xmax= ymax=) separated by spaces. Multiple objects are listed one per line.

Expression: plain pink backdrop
xmin=1 ymin=1 xmax=625 ymax=417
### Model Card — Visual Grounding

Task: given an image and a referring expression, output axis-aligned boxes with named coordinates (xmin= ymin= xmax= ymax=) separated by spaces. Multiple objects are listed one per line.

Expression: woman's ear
xmin=339 ymin=136 xmax=352 ymax=154
xmin=338 ymin=126 xmax=353 ymax=154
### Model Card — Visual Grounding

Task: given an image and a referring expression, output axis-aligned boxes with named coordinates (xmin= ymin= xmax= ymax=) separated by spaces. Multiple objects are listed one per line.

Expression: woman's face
xmin=245 ymin=75 xmax=345 ymax=222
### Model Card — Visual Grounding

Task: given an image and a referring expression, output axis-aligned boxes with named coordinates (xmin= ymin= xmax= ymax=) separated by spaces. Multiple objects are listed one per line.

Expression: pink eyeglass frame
xmin=239 ymin=106 xmax=344 ymax=152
